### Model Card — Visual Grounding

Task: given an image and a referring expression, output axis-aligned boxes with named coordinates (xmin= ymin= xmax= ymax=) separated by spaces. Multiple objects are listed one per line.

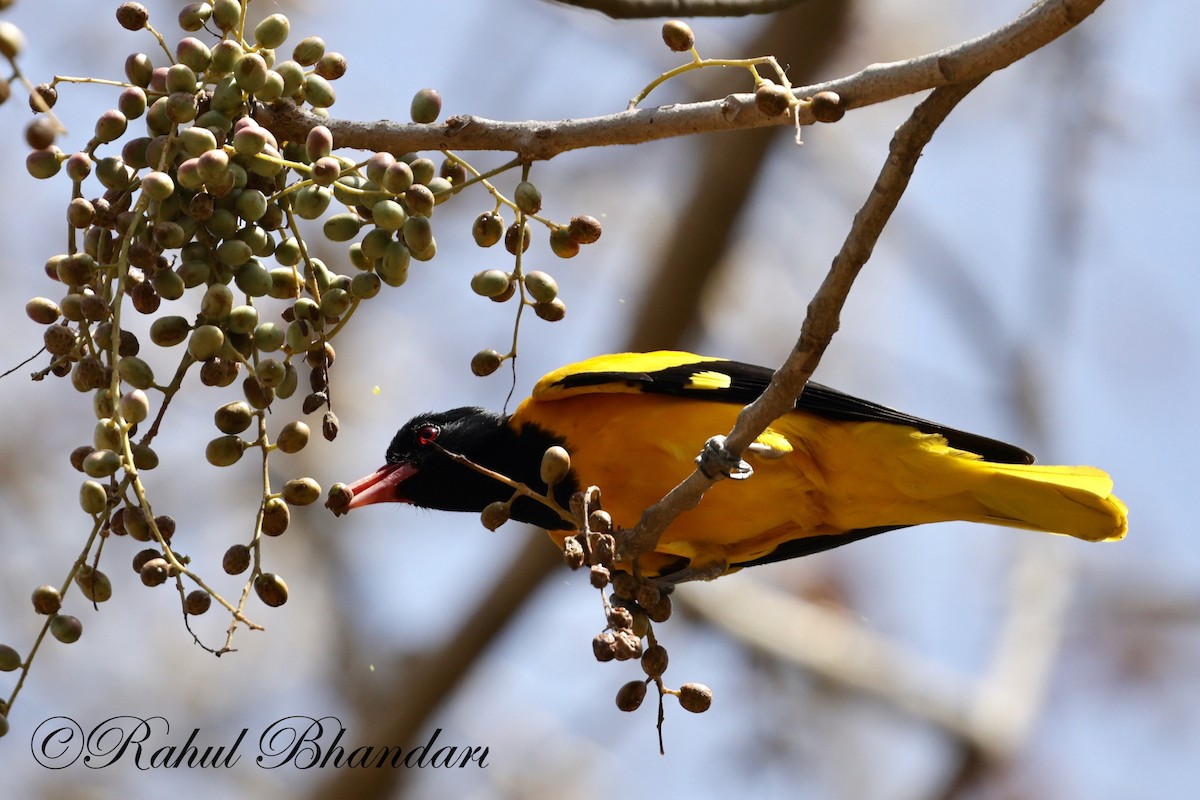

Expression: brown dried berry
xmin=254 ymin=573 xmax=289 ymax=607
xmin=139 ymin=558 xmax=170 ymax=587
xmin=567 ymin=215 xmax=602 ymax=244
xmin=810 ymin=90 xmax=845 ymax=123
xmin=589 ymin=565 xmax=610 ymax=589
xmin=616 ymin=680 xmax=648 ymax=712
xmin=641 ymin=644 xmax=669 ymax=678
xmin=661 ymin=20 xmax=695 ymax=52
xmin=116 ymin=2 xmax=150 ymax=32
xmin=222 ymin=544 xmax=251 ymax=575
xmin=563 ymin=536 xmax=585 ymax=570
xmin=592 ymin=631 xmax=617 ymax=663
xmin=755 ymin=81 xmax=792 ymax=117
xmin=184 ymin=590 xmax=211 ymax=615
xmin=677 ymin=682 xmax=713 ymax=713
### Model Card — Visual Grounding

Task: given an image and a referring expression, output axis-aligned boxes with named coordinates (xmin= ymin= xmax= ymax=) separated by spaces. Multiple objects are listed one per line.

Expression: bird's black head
xmin=344 ymin=406 xmax=575 ymax=529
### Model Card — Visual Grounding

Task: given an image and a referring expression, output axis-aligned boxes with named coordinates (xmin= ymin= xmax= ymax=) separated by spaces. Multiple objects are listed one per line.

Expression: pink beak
xmin=344 ymin=463 xmax=419 ymax=509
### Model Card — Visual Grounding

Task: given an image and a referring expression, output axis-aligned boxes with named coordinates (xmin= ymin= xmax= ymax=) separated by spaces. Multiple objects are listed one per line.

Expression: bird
xmin=340 ymin=351 xmax=1127 ymax=579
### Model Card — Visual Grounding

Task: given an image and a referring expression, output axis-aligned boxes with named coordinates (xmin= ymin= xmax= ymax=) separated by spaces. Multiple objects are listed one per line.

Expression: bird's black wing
xmin=534 ymin=351 xmax=1033 ymax=465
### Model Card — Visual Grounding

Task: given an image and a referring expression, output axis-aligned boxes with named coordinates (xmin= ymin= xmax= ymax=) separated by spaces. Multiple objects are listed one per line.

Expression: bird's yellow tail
xmin=818 ymin=425 xmax=1128 ymax=543
xmin=965 ymin=460 xmax=1128 ymax=542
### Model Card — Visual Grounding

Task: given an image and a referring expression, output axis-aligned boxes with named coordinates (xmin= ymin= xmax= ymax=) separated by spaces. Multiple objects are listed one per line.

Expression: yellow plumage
xmin=513 ymin=352 xmax=1127 ymax=576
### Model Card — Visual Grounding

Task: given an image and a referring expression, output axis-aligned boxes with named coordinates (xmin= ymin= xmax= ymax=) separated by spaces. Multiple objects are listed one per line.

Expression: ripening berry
xmin=75 ymin=566 xmax=113 ymax=603
xmin=661 ymin=20 xmax=695 ymax=52
xmin=83 ymin=449 xmax=121 ymax=478
xmin=470 ymin=269 xmax=511 ymax=298
xmin=79 ymin=480 xmax=108 ymax=515
xmin=303 ymin=74 xmax=336 ymax=108
xmin=119 ymin=390 xmax=150 ymax=424
xmin=568 ymin=215 xmax=602 ymax=244
xmin=0 ymin=644 xmax=21 ymax=672
xmin=206 ymin=435 xmax=245 ymax=467
xmin=293 ymin=36 xmax=325 ymax=67
xmin=405 ymin=184 xmax=435 ymax=217
xmin=524 ymin=271 xmax=558 ymax=303
xmin=276 ymin=420 xmax=309 ymax=454
xmin=383 ymin=161 xmax=414 ymax=194
xmin=534 ymin=298 xmax=566 ymax=322
xmin=262 ymin=497 xmax=291 ymax=536
xmin=410 ymin=88 xmax=442 ymax=123
xmin=470 ymin=349 xmax=503 ymax=377
xmin=472 ymin=212 xmax=504 ymax=248
xmin=402 ymin=215 xmax=433 ymax=254
xmin=281 ymin=477 xmax=321 ymax=506
xmin=49 ymin=615 xmax=83 ymax=644
xmin=254 ymin=13 xmax=290 ymax=50
xmin=187 ymin=324 xmax=225 ymax=361
xmin=549 ymin=227 xmax=580 ymax=259
xmin=616 ymin=680 xmax=648 ymax=712
xmin=314 ymin=52 xmax=347 ymax=81
xmin=178 ymin=2 xmax=211 ymax=32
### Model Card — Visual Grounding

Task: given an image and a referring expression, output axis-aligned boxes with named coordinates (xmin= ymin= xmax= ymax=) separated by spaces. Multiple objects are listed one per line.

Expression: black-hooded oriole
xmin=342 ymin=351 xmax=1127 ymax=577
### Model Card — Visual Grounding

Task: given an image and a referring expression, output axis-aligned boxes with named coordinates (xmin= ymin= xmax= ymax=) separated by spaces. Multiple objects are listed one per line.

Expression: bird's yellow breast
xmin=512 ymin=392 xmax=856 ymax=573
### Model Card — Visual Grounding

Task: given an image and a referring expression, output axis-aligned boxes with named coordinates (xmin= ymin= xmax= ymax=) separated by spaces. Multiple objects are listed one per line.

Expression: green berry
xmin=371 ymin=199 xmax=407 ymax=232
xmin=205 ymin=435 xmax=245 ymax=467
xmin=0 ymin=644 xmax=21 ymax=672
xmin=254 ymin=13 xmax=290 ymax=49
xmin=79 ymin=480 xmax=108 ymax=515
xmin=281 ymin=477 xmax=321 ymax=506
xmin=187 ymin=324 xmax=225 ymax=361
xmin=214 ymin=400 xmax=253 ymax=434
xmin=470 ymin=269 xmax=511 ymax=298
xmin=514 ymin=180 xmax=542 ymax=215
xmin=303 ymin=74 xmax=336 ymax=108
xmin=524 ymin=271 xmax=558 ymax=303
xmin=83 ymin=449 xmax=121 ymax=478
xmin=292 ymin=36 xmax=325 ymax=67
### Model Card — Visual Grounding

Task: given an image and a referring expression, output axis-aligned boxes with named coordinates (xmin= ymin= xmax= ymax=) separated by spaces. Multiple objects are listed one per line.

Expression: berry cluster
xmin=2 ymin=0 xmax=601 ymax=736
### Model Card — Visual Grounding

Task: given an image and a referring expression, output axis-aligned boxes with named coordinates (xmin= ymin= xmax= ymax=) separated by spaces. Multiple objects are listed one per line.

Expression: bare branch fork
xmin=619 ymin=0 xmax=1107 ymax=563
xmin=620 ymin=76 xmax=986 ymax=564
xmin=256 ymin=0 xmax=1104 ymax=162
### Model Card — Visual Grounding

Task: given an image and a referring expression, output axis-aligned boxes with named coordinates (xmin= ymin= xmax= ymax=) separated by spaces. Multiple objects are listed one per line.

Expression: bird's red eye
xmin=416 ymin=424 xmax=439 ymax=446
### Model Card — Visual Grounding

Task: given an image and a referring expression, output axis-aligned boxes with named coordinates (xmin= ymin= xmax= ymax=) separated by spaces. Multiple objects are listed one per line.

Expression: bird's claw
xmin=696 ymin=435 xmax=754 ymax=480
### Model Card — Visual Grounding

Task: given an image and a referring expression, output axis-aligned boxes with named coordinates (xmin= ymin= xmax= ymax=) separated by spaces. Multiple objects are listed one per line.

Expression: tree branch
xmin=256 ymin=0 xmax=1104 ymax=161
xmin=548 ymin=0 xmax=812 ymax=17
xmin=620 ymin=76 xmax=986 ymax=564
